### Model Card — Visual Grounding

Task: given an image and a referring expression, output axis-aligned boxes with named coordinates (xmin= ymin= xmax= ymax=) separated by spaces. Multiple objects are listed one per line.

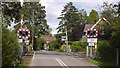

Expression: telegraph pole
xmin=116 ymin=48 xmax=119 ymax=66
xmin=32 ymin=9 xmax=35 ymax=50
xmin=21 ymin=14 xmax=23 ymax=54
xmin=65 ymin=27 xmax=69 ymax=53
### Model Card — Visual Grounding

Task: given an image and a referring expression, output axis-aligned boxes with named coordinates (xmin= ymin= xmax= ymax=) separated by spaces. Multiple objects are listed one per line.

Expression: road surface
xmin=29 ymin=50 xmax=99 ymax=68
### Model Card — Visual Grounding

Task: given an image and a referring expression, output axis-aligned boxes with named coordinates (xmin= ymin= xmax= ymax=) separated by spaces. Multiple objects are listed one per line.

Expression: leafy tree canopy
xmin=57 ymin=2 xmax=87 ymax=41
xmin=88 ymin=9 xmax=99 ymax=24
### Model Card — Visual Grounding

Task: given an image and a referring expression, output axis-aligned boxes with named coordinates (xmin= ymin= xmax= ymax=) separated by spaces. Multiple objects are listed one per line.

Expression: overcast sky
xmin=17 ymin=0 xmax=119 ymax=35
xmin=39 ymin=0 xmax=119 ymax=35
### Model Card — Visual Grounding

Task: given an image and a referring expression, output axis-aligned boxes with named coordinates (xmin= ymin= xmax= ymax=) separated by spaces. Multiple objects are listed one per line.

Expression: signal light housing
xmin=17 ymin=28 xmax=30 ymax=39
xmin=85 ymin=29 xmax=98 ymax=38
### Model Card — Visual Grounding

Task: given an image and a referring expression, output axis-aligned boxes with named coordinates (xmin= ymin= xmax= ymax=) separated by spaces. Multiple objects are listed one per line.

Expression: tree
xmin=57 ymin=2 xmax=87 ymax=41
xmin=19 ymin=2 xmax=50 ymax=50
xmin=1 ymin=2 xmax=22 ymax=67
xmin=1 ymin=2 xmax=21 ymax=27
xmin=1 ymin=2 xmax=50 ymax=66
xmin=20 ymin=2 xmax=50 ymax=37
xmin=114 ymin=1 xmax=120 ymax=17
xmin=70 ymin=9 xmax=88 ymax=41
xmin=101 ymin=2 xmax=120 ymax=46
xmin=34 ymin=38 xmax=45 ymax=50
xmin=2 ymin=2 xmax=50 ymax=36
xmin=110 ymin=4 xmax=120 ymax=64
xmin=88 ymin=9 xmax=99 ymax=24
xmin=110 ymin=18 xmax=120 ymax=49
xmin=98 ymin=2 xmax=120 ymax=65
xmin=71 ymin=24 xmax=85 ymax=41
xmin=57 ymin=2 xmax=79 ymax=32
xmin=101 ymin=2 xmax=115 ymax=23
xmin=79 ymin=9 xmax=89 ymax=23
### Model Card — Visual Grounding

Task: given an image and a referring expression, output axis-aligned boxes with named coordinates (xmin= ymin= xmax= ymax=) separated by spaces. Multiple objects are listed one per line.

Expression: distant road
xmin=29 ymin=50 xmax=99 ymax=68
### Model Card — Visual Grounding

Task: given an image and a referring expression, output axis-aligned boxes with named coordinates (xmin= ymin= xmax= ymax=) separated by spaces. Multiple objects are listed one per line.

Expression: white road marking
xmin=57 ymin=58 xmax=67 ymax=66
xmin=55 ymin=58 xmax=64 ymax=66
xmin=55 ymin=58 xmax=69 ymax=68
xmin=32 ymin=51 xmax=36 ymax=59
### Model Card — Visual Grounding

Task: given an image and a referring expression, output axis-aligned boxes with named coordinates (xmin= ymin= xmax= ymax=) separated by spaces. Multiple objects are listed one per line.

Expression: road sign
xmin=89 ymin=42 xmax=94 ymax=46
xmin=61 ymin=36 xmax=66 ymax=41
xmin=87 ymin=38 xmax=97 ymax=43
xmin=18 ymin=39 xmax=23 ymax=43
xmin=25 ymin=40 xmax=30 ymax=45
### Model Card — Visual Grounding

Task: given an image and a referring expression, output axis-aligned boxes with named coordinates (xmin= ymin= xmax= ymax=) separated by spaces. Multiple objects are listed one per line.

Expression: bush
xmin=97 ymin=40 xmax=116 ymax=62
xmin=71 ymin=41 xmax=87 ymax=52
xmin=2 ymin=26 xmax=22 ymax=67
xmin=49 ymin=39 xmax=63 ymax=51
xmin=49 ymin=40 xmax=58 ymax=51
xmin=59 ymin=44 xmax=66 ymax=52
xmin=34 ymin=38 xmax=45 ymax=50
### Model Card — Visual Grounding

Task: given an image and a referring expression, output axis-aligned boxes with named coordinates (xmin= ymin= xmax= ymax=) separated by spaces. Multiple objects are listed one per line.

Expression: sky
xmin=15 ymin=0 xmax=119 ymax=35
xmin=39 ymin=0 xmax=119 ymax=35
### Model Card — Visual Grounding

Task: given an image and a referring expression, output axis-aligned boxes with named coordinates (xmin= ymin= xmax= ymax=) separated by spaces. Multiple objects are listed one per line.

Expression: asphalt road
xmin=29 ymin=50 xmax=99 ymax=68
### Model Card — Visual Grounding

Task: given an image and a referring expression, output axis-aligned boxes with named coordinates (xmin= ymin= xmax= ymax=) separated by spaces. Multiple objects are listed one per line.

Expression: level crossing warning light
xmin=85 ymin=29 xmax=98 ymax=38
xmin=17 ymin=28 xmax=30 ymax=39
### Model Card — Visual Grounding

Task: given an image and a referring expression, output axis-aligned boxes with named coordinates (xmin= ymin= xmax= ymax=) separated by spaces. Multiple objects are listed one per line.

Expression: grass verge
xmin=89 ymin=59 xmax=118 ymax=68
xmin=22 ymin=55 xmax=33 ymax=68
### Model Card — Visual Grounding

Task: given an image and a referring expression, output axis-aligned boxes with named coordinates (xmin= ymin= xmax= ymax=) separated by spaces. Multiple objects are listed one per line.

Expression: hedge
xmin=97 ymin=40 xmax=116 ymax=63
xmin=2 ymin=26 xmax=22 ymax=67
xmin=34 ymin=38 xmax=45 ymax=50
xmin=71 ymin=41 xmax=87 ymax=52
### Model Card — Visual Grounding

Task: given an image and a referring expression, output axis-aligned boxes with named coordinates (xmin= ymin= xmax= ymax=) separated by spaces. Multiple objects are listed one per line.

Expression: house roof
xmin=91 ymin=17 xmax=110 ymax=30
xmin=83 ymin=17 xmax=110 ymax=32
xmin=83 ymin=24 xmax=94 ymax=32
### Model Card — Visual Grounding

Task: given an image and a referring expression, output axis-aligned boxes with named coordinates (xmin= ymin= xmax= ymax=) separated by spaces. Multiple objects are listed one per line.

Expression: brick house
xmin=81 ymin=17 xmax=110 ymax=41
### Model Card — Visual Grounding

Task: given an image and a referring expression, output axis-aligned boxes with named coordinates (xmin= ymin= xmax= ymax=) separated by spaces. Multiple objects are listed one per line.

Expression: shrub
xmin=49 ymin=40 xmax=58 ymax=51
xmin=59 ymin=44 xmax=66 ymax=52
xmin=97 ymin=40 xmax=116 ymax=62
xmin=34 ymin=38 xmax=45 ymax=50
xmin=71 ymin=41 xmax=87 ymax=52
xmin=49 ymin=39 xmax=63 ymax=51
xmin=2 ymin=26 xmax=22 ymax=67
